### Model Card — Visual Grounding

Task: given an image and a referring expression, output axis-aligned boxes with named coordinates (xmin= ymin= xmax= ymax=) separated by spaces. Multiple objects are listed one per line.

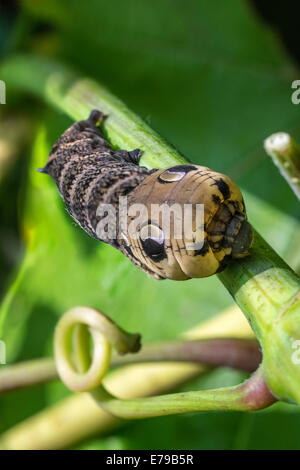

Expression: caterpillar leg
xmin=113 ymin=148 xmax=143 ymax=165
xmin=81 ymin=109 xmax=106 ymax=131
xmin=128 ymin=148 xmax=143 ymax=164
xmin=86 ymin=110 xmax=143 ymax=165
xmin=72 ymin=110 xmax=143 ymax=166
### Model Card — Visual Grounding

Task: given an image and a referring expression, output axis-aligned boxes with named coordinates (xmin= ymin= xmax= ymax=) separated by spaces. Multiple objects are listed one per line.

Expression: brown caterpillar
xmin=39 ymin=110 xmax=252 ymax=280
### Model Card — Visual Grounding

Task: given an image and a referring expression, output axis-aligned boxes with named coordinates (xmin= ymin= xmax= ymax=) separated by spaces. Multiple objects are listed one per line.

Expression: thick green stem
xmin=92 ymin=366 xmax=275 ymax=419
xmin=2 ymin=54 xmax=300 ymax=404
xmin=218 ymin=231 xmax=300 ymax=403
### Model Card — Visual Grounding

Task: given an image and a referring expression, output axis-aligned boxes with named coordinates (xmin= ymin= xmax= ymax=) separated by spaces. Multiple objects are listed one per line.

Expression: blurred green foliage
xmin=0 ymin=0 xmax=300 ymax=449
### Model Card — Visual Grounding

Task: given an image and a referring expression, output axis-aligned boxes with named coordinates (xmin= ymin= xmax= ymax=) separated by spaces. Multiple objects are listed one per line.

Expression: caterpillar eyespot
xmin=39 ymin=110 xmax=253 ymax=280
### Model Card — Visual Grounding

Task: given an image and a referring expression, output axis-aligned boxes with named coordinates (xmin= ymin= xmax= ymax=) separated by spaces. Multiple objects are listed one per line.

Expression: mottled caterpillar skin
xmin=40 ymin=110 xmax=252 ymax=280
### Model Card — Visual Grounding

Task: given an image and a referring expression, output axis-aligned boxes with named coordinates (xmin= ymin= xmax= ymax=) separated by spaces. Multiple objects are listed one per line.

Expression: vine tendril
xmin=54 ymin=306 xmax=141 ymax=392
xmin=54 ymin=306 xmax=275 ymax=417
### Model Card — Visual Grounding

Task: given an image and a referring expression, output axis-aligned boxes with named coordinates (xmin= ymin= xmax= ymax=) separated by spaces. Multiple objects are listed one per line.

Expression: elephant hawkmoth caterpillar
xmin=39 ymin=110 xmax=252 ymax=280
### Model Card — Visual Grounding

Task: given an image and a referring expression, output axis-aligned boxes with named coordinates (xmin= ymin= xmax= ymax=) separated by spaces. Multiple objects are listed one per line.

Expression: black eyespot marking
xmin=140 ymin=223 xmax=166 ymax=262
xmin=141 ymin=237 xmax=167 ymax=262
xmin=213 ymin=178 xmax=230 ymax=200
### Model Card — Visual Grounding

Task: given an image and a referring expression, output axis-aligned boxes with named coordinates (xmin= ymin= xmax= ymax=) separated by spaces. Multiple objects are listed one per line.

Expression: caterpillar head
xmin=119 ymin=165 xmax=252 ymax=280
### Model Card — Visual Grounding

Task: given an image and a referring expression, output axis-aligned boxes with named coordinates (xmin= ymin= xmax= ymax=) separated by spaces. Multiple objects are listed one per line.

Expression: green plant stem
xmin=112 ymin=338 xmax=261 ymax=372
xmin=0 ymin=358 xmax=57 ymax=392
xmin=2 ymin=54 xmax=300 ymax=404
xmin=92 ymin=366 xmax=275 ymax=419
xmin=218 ymin=230 xmax=300 ymax=403
xmin=0 ymin=337 xmax=260 ymax=393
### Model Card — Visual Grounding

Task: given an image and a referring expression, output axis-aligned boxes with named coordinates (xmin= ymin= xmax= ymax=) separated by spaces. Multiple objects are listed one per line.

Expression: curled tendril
xmin=54 ymin=306 xmax=141 ymax=392
xmin=54 ymin=306 xmax=275 ymax=418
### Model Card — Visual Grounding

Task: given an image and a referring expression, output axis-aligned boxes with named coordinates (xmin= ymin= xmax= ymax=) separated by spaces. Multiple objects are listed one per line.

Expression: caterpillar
xmin=39 ymin=110 xmax=252 ymax=280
